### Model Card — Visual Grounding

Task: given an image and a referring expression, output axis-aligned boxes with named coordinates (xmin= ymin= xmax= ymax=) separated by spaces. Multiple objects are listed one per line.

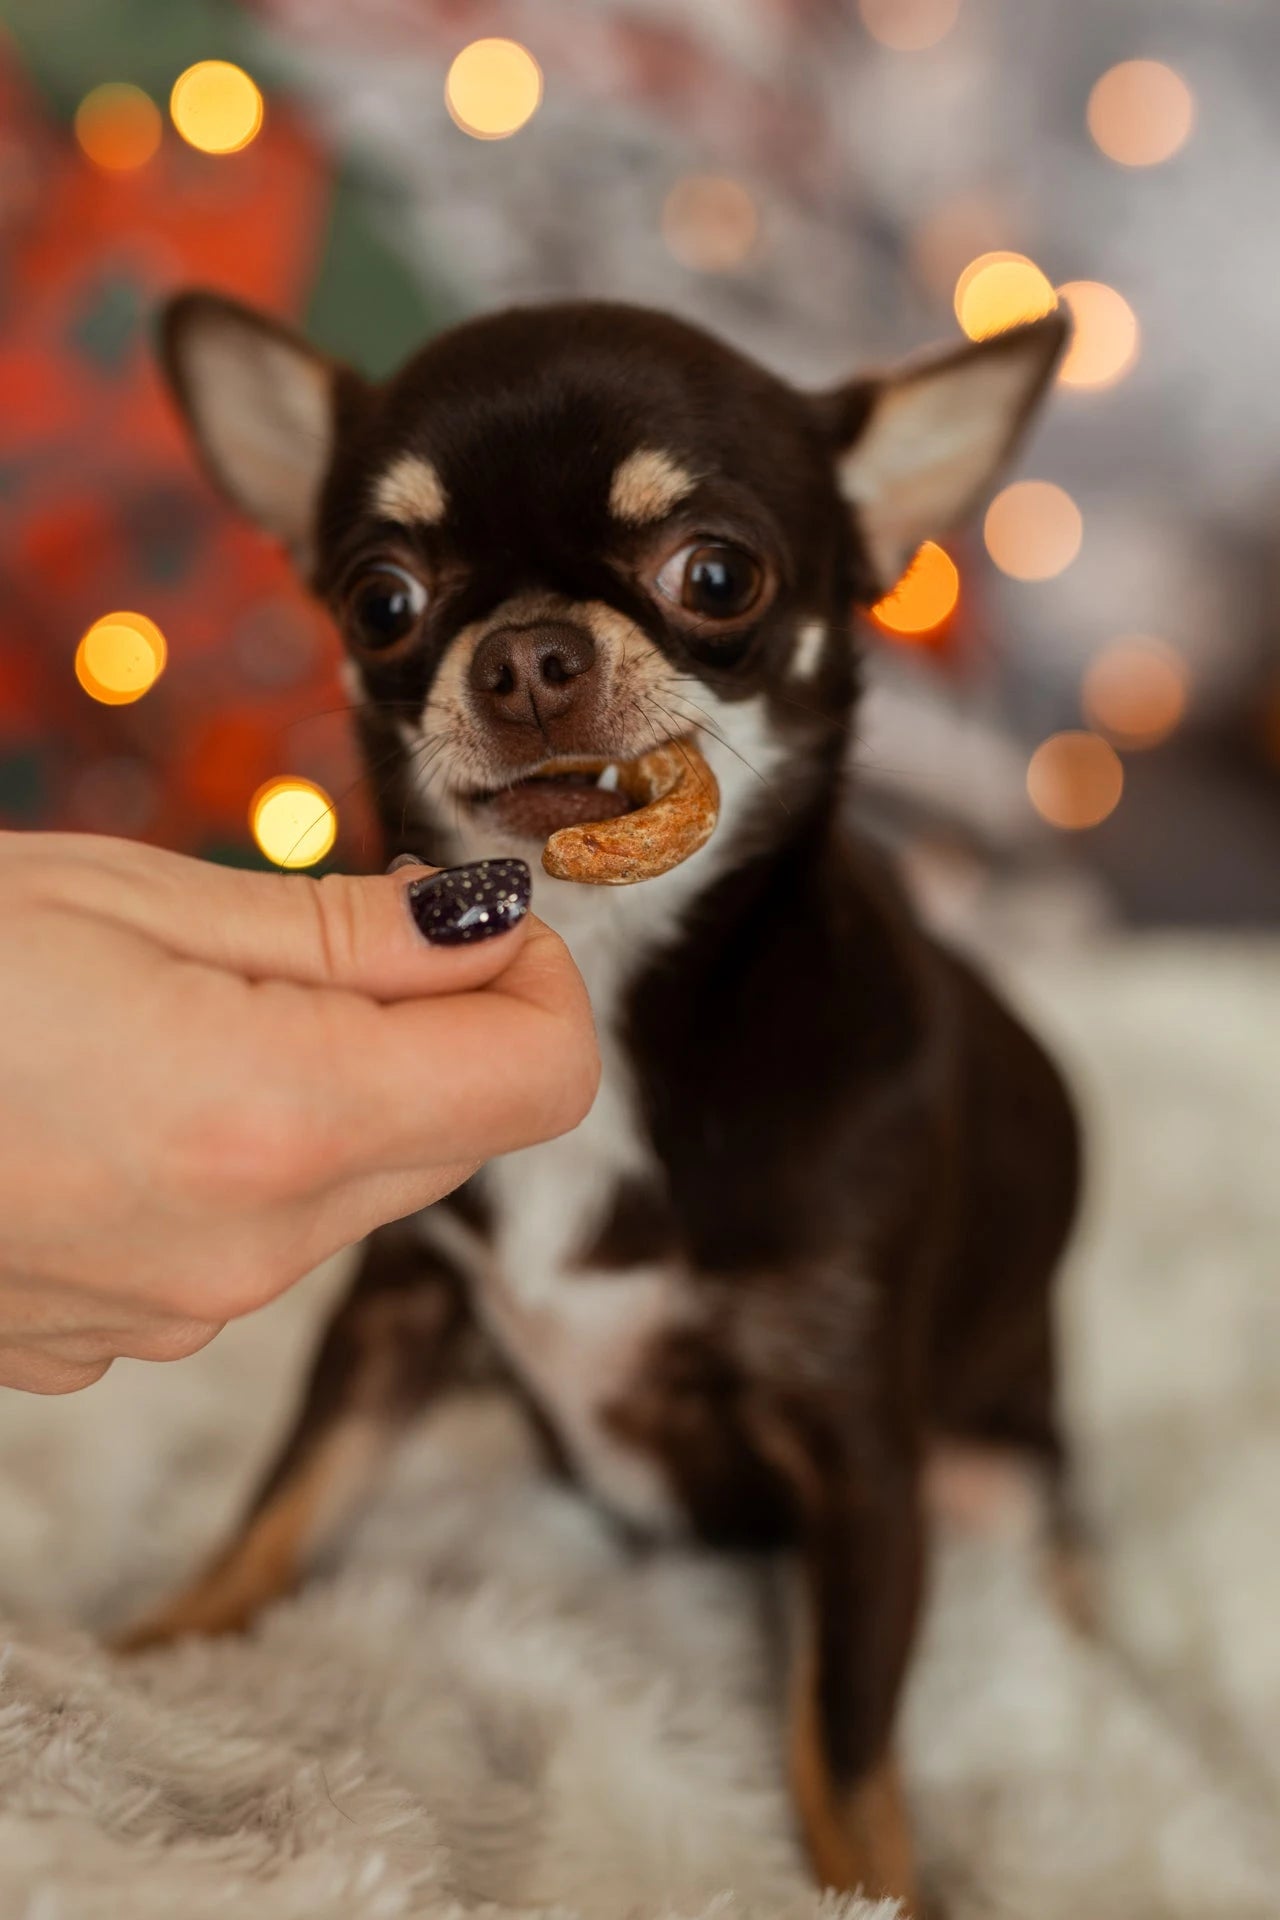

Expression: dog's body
xmin=125 ymin=299 xmax=1080 ymax=1910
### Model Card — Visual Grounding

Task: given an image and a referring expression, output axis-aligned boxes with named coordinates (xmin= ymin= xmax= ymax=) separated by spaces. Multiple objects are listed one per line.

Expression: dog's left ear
xmin=159 ymin=291 xmax=354 ymax=567
xmin=821 ymin=312 xmax=1068 ymax=595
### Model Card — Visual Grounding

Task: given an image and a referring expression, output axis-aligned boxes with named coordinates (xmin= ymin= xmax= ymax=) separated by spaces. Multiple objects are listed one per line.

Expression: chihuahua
xmin=124 ymin=295 xmax=1080 ymax=1913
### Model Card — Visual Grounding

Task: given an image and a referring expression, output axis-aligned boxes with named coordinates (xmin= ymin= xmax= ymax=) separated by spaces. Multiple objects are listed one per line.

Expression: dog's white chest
xmin=423 ymin=826 xmax=762 ymax=1533
xmin=473 ymin=1087 xmax=687 ymax=1531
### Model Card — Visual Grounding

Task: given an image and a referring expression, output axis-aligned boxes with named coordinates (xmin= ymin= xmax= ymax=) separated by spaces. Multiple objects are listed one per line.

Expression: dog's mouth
xmin=463 ymin=739 xmax=722 ymax=886
xmin=470 ymin=756 xmax=637 ymax=840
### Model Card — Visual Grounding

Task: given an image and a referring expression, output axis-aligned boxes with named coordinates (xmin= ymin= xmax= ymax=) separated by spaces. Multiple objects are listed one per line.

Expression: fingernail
xmin=386 ymin=852 xmax=428 ymax=874
xmin=405 ymin=858 xmax=531 ymax=946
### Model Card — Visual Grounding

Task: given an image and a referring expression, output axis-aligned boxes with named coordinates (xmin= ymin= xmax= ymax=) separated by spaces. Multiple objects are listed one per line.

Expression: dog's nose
xmin=468 ymin=621 xmax=597 ymax=726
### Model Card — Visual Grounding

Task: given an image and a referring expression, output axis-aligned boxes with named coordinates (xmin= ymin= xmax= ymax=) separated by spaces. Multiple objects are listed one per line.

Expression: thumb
xmin=42 ymin=837 xmax=535 ymax=1002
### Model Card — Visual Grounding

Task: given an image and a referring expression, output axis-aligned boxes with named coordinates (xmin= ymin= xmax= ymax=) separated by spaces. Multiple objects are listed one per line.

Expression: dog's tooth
xmin=597 ymin=764 xmax=620 ymax=791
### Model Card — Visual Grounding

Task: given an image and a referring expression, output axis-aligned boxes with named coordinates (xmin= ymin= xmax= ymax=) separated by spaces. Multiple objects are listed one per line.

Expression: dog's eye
xmin=657 ymin=543 xmax=763 ymax=622
xmin=349 ymin=566 xmax=427 ymax=650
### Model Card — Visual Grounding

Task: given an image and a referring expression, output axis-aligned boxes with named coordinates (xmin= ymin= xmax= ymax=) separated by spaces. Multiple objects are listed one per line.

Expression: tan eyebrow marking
xmin=609 ymin=448 xmax=698 ymax=526
xmin=371 ymin=453 xmax=447 ymax=526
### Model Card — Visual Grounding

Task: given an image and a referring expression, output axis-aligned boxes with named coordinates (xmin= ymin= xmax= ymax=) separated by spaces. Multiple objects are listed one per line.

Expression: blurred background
xmin=0 ymin=0 xmax=1277 ymax=930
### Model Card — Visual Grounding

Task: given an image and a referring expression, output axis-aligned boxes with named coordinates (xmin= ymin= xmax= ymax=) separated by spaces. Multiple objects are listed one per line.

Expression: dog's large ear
xmin=159 ymin=292 xmax=345 ymax=565
xmin=822 ymin=313 xmax=1068 ymax=595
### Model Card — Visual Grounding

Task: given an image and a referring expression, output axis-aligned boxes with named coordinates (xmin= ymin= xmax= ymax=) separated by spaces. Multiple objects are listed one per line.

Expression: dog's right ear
xmin=159 ymin=292 xmax=347 ymax=566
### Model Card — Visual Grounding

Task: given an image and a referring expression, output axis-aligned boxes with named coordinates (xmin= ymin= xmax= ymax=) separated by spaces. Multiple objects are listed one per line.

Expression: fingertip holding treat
xmin=386 ymin=852 xmax=429 ymax=874
xmin=405 ymin=859 xmax=532 ymax=945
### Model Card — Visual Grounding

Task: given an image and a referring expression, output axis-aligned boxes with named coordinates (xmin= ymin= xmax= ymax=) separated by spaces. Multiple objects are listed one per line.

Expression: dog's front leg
xmin=114 ymin=1218 xmax=469 ymax=1650
xmin=753 ymin=1403 xmax=925 ymax=1912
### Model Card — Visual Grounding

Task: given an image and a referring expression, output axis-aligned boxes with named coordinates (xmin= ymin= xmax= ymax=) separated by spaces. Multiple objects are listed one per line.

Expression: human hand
xmin=0 ymin=832 xmax=598 ymax=1392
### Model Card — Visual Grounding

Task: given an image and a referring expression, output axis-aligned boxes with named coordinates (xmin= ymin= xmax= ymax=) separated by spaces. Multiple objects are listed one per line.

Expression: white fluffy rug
xmin=3 ymin=940 xmax=1280 ymax=1920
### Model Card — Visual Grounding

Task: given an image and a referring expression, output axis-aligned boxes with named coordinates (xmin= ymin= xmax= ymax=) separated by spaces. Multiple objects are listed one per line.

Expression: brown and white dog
xmin=124 ymin=296 xmax=1081 ymax=1913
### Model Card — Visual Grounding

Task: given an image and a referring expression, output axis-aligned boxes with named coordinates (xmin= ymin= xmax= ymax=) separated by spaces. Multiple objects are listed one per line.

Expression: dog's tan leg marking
xmin=112 ymin=1418 xmax=384 ymax=1651
xmin=113 ymin=1225 xmax=468 ymax=1653
xmin=789 ymin=1638 xmax=919 ymax=1911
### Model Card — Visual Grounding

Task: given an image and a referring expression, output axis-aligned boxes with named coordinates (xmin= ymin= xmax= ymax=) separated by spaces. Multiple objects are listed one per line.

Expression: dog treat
xmin=541 ymin=738 xmax=720 ymax=885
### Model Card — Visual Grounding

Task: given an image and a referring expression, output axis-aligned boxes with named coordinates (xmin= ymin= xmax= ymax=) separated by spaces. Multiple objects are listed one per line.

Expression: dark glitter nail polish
xmin=405 ymin=859 xmax=531 ymax=946
xmin=386 ymin=852 xmax=428 ymax=874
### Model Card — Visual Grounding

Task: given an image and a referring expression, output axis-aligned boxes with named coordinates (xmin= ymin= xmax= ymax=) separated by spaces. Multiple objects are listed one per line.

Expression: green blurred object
xmin=305 ymin=164 xmax=460 ymax=376
xmin=0 ymin=0 xmax=250 ymax=117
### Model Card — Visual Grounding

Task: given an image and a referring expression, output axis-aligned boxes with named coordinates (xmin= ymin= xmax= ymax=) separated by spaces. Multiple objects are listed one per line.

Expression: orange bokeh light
xmin=1057 ymin=281 xmax=1140 ymax=389
xmin=1087 ymin=59 xmax=1194 ymax=168
xmin=955 ymin=252 xmax=1058 ymax=341
xmin=911 ymin=196 xmax=1013 ymax=301
xmin=661 ymin=175 xmax=759 ymax=272
xmin=858 ymin=0 xmax=961 ymax=53
xmin=984 ymin=480 xmax=1082 ymax=581
xmin=250 ymin=776 xmax=337 ymax=869
xmin=445 ymin=38 xmax=543 ymax=139
xmin=74 ymin=82 xmax=162 ymax=172
xmin=170 ymin=60 xmax=264 ymax=156
xmin=1083 ymin=637 xmax=1189 ymax=748
xmin=1027 ymin=731 xmax=1124 ymax=830
xmin=871 ymin=541 xmax=961 ymax=640
xmin=75 ymin=612 xmax=168 ymax=706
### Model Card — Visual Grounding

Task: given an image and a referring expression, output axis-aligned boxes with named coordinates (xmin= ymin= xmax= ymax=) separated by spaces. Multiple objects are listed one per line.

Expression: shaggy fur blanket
xmin=2 ymin=942 xmax=1278 ymax=1920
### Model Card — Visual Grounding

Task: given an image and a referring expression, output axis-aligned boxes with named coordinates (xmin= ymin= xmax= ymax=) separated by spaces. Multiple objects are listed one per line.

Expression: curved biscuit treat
xmin=542 ymin=739 xmax=720 ymax=885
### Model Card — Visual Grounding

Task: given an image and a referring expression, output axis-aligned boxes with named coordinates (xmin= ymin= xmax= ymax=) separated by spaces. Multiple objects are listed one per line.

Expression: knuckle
xmin=162 ymin=1084 xmax=333 ymax=1206
xmin=196 ymin=1247 xmax=296 ymax=1323
xmin=0 ymin=1351 xmax=112 ymax=1395
xmin=310 ymin=874 xmax=366 ymax=984
xmin=126 ymin=1317 xmax=222 ymax=1364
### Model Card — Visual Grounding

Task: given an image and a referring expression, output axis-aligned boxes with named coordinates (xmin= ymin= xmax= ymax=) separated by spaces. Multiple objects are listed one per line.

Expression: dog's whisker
xmin=655 ymin=692 xmax=792 ymax=816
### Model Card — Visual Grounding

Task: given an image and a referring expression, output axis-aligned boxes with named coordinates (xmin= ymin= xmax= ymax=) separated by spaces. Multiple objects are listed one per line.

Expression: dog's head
xmin=160 ymin=295 xmax=1063 ymax=878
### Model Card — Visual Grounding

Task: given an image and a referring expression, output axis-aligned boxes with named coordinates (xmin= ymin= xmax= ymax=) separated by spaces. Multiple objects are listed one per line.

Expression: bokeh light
xmin=1027 ymin=730 xmax=1124 ymax=830
xmin=445 ymin=39 xmax=543 ymax=140
xmin=1087 ymin=59 xmax=1194 ymax=168
xmin=75 ymin=612 xmax=167 ymax=706
xmin=910 ymin=195 xmax=1013 ymax=301
xmin=858 ymin=0 xmax=961 ymax=53
xmin=1083 ymin=636 xmax=1189 ymax=748
xmin=871 ymin=541 xmax=961 ymax=640
xmin=1057 ymin=280 xmax=1140 ymax=389
xmin=250 ymin=776 xmax=337 ymax=869
xmin=955 ymin=252 xmax=1058 ymax=340
xmin=661 ymin=174 xmax=759 ymax=272
xmin=74 ymin=83 xmax=162 ymax=172
xmin=984 ymin=480 xmax=1082 ymax=581
xmin=170 ymin=61 xmax=264 ymax=156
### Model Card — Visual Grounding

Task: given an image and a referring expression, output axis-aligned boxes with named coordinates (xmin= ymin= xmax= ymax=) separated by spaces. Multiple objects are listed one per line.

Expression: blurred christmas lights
xmin=250 ymin=776 xmax=337 ymax=869
xmin=1083 ymin=637 xmax=1188 ymax=748
xmin=1087 ymin=60 xmax=1194 ymax=168
xmin=871 ymin=541 xmax=960 ymax=640
xmin=1057 ymin=281 xmax=1140 ymax=389
xmin=74 ymin=83 xmax=161 ymax=172
xmin=75 ymin=612 xmax=167 ymax=706
xmin=661 ymin=175 xmax=759 ymax=272
xmin=171 ymin=61 xmax=264 ymax=156
xmin=445 ymin=39 xmax=542 ymax=140
xmin=911 ymin=195 xmax=1012 ymax=301
xmin=955 ymin=253 xmax=1057 ymax=340
xmin=984 ymin=481 xmax=1082 ymax=581
xmin=858 ymin=0 xmax=960 ymax=53
xmin=1027 ymin=731 xmax=1123 ymax=830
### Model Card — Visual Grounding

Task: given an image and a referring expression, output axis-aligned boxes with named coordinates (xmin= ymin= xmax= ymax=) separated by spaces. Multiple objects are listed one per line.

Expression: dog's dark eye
xmin=657 ymin=543 xmax=763 ymax=622
xmin=349 ymin=566 xmax=427 ymax=650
